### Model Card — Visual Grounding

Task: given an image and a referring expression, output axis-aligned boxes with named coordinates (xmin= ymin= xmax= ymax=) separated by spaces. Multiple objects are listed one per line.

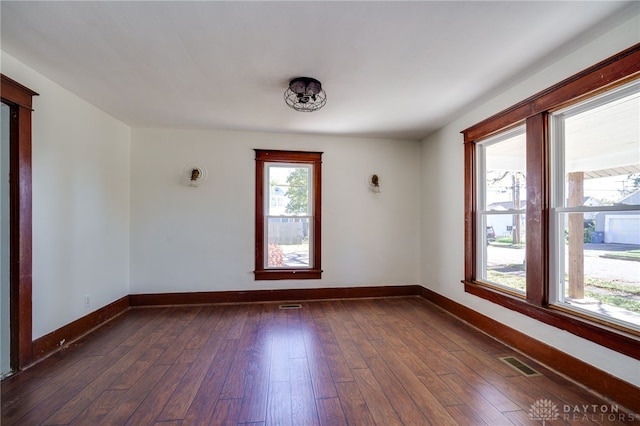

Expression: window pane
xmin=482 ymin=127 xmax=526 ymax=211
xmin=265 ymin=163 xmax=312 ymax=269
xmin=481 ymin=213 xmax=526 ymax=293
xmin=266 ymin=217 xmax=310 ymax=268
xmin=556 ymin=212 xmax=640 ymax=329
xmin=268 ymin=165 xmax=310 ymax=216
xmin=562 ymin=84 xmax=640 ymax=207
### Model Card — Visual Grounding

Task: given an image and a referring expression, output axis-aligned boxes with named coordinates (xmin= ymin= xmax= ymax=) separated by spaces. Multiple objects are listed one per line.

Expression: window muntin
xmin=254 ymin=150 xmax=322 ymax=280
xmin=550 ymin=79 xmax=640 ymax=330
xmin=476 ymin=126 xmax=527 ymax=294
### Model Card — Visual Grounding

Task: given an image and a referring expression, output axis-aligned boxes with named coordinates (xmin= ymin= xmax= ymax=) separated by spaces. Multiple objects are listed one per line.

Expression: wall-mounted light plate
xmin=366 ymin=174 xmax=381 ymax=193
xmin=183 ymin=164 xmax=208 ymax=187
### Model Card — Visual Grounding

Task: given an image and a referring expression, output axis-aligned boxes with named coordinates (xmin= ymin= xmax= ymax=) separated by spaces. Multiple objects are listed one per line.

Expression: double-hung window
xmin=476 ymin=125 xmax=527 ymax=295
xmin=463 ymin=44 xmax=640 ymax=359
xmin=254 ymin=150 xmax=322 ymax=280
xmin=550 ymin=79 xmax=640 ymax=330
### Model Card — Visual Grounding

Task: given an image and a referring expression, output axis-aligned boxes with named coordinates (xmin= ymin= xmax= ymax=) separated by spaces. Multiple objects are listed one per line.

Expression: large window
xmin=254 ymin=150 xmax=322 ymax=280
xmin=550 ymin=79 xmax=640 ymax=330
xmin=463 ymin=44 xmax=640 ymax=359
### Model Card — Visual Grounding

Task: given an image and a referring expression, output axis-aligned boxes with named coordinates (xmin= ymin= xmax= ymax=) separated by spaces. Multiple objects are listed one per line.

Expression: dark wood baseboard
xmin=419 ymin=287 xmax=640 ymax=413
xmin=25 ymin=285 xmax=639 ymax=413
xmin=463 ymin=281 xmax=639 ymax=360
xmin=31 ymin=296 xmax=130 ymax=364
xmin=27 ymin=286 xmax=420 ymax=368
xmin=129 ymin=285 xmax=422 ymax=306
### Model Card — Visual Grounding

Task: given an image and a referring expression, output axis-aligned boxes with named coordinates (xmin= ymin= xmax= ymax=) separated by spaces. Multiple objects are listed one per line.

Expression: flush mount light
xmin=284 ymin=77 xmax=327 ymax=112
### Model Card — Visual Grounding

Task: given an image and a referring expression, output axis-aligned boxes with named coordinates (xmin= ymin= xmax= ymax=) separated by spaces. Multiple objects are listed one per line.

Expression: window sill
xmin=463 ymin=280 xmax=640 ymax=360
xmin=254 ymin=269 xmax=322 ymax=280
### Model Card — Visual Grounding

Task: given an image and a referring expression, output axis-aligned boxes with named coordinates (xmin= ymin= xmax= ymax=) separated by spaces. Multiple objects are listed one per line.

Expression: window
xmin=254 ymin=150 xmax=322 ymax=280
xmin=550 ymin=79 xmax=640 ymax=330
xmin=476 ymin=125 xmax=527 ymax=294
xmin=463 ymin=44 xmax=640 ymax=359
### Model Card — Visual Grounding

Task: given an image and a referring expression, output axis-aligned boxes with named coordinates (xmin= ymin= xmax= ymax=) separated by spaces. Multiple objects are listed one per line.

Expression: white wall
xmin=0 ymin=52 xmax=131 ymax=340
xmin=130 ymin=128 xmax=420 ymax=293
xmin=420 ymin=10 xmax=640 ymax=386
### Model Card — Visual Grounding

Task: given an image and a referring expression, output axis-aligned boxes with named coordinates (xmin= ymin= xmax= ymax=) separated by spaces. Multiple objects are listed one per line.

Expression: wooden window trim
xmin=463 ymin=44 xmax=640 ymax=142
xmin=462 ymin=44 xmax=640 ymax=360
xmin=1 ymin=74 xmax=38 ymax=369
xmin=254 ymin=149 xmax=322 ymax=280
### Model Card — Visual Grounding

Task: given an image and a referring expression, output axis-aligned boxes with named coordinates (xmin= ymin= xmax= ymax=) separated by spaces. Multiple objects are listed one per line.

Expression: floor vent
xmin=279 ymin=303 xmax=302 ymax=310
xmin=499 ymin=356 xmax=541 ymax=377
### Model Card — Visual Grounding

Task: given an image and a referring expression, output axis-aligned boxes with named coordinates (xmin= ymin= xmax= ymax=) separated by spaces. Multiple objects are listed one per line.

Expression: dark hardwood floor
xmin=1 ymin=297 xmax=636 ymax=425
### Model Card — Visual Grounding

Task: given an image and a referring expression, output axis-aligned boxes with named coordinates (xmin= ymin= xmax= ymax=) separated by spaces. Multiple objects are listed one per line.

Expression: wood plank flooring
xmin=1 ymin=297 xmax=636 ymax=425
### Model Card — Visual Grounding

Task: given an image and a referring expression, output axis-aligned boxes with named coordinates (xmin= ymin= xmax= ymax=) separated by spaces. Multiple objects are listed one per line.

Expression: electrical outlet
xmin=84 ymin=294 xmax=90 ymax=308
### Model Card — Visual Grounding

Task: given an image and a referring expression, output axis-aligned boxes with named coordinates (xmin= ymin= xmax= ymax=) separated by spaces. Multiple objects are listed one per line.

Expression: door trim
xmin=1 ymin=74 xmax=38 ymax=370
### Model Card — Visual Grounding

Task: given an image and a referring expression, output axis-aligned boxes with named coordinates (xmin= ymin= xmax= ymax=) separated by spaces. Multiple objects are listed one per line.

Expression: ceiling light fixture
xmin=284 ymin=77 xmax=327 ymax=112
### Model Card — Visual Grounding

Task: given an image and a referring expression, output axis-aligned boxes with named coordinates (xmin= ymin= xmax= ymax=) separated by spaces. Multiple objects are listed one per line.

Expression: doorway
xmin=1 ymin=102 xmax=10 ymax=377
xmin=0 ymin=74 xmax=37 ymax=372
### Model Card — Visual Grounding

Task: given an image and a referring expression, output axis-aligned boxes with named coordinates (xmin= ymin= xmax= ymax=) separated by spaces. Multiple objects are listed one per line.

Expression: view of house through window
xmin=476 ymin=126 xmax=527 ymax=294
xmin=266 ymin=164 xmax=312 ymax=268
xmin=550 ymin=79 xmax=640 ymax=329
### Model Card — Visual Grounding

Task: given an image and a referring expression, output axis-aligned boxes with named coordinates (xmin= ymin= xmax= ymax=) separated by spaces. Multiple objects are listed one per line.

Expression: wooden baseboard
xmin=28 ymin=286 xmax=419 ymax=368
xmin=31 ymin=296 xmax=130 ymax=363
xmin=26 ymin=284 xmax=639 ymax=413
xmin=129 ymin=285 xmax=422 ymax=306
xmin=419 ymin=287 xmax=640 ymax=413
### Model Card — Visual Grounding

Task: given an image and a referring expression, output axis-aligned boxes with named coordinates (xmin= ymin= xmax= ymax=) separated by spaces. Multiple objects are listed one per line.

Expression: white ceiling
xmin=0 ymin=1 xmax=635 ymax=140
